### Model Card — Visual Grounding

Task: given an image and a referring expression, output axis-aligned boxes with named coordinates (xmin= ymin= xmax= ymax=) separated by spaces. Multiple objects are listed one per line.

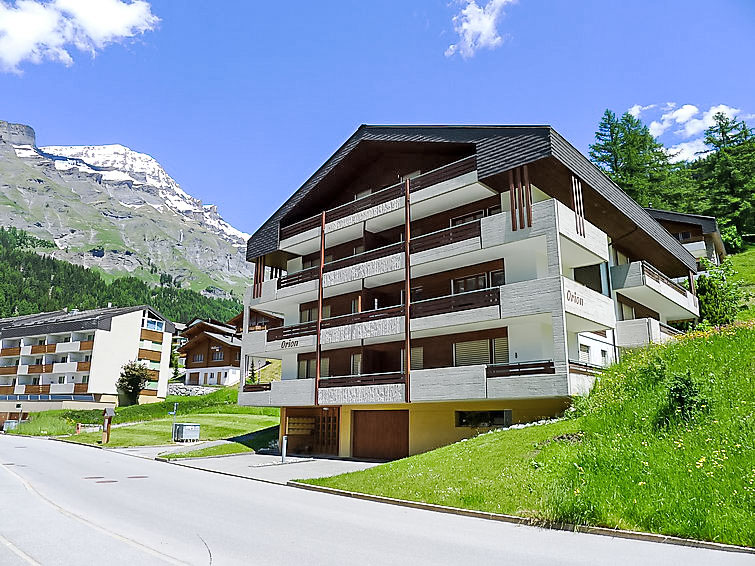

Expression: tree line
xmin=0 ymin=227 xmax=241 ymax=323
xmin=590 ymin=110 xmax=754 ymax=252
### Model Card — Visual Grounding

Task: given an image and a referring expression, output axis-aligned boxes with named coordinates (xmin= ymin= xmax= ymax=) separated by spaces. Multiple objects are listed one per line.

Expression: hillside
xmin=0 ymin=226 xmax=241 ymax=322
xmin=308 ymin=324 xmax=755 ymax=547
xmin=0 ymin=120 xmax=251 ymax=296
xmin=731 ymin=245 xmax=755 ymax=321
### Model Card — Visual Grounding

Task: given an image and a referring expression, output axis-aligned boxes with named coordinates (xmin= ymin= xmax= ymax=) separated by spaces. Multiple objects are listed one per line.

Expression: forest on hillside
xmin=0 ymin=227 xmax=241 ymax=322
xmin=589 ymin=111 xmax=754 ymax=251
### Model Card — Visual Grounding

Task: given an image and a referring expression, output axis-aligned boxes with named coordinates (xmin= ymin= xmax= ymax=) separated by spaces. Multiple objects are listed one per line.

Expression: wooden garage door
xmin=352 ymin=410 xmax=408 ymax=461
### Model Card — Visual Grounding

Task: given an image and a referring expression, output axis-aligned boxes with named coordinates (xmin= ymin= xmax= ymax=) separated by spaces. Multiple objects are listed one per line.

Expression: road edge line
xmin=286 ymin=481 xmax=755 ymax=556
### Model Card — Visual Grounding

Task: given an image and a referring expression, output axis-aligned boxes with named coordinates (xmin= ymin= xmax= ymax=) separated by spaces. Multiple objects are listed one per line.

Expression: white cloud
xmin=667 ymin=138 xmax=709 ymax=163
xmin=628 ymin=104 xmax=655 ymax=118
xmin=0 ymin=0 xmax=158 ymax=73
xmin=680 ymin=104 xmax=740 ymax=137
xmin=445 ymin=0 xmax=516 ymax=58
xmin=649 ymin=104 xmax=700 ymax=137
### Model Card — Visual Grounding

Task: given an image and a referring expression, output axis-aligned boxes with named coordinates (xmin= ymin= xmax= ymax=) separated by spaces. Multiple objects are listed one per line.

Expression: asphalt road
xmin=0 ymin=435 xmax=750 ymax=566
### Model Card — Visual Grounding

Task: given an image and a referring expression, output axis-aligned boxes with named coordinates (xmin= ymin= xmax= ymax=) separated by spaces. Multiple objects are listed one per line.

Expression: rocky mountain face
xmin=0 ymin=120 xmax=252 ymax=297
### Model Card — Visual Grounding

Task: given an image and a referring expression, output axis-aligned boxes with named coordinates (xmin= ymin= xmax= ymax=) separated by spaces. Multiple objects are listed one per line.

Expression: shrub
xmin=696 ymin=258 xmax=744 ymax=326
xmin=655 ymin=371 xmax=709 ymax=427
xmin=720 ymin=225 xmax=744 ymax=254
xmin=116 ymin=361 xmax=150 ymax=406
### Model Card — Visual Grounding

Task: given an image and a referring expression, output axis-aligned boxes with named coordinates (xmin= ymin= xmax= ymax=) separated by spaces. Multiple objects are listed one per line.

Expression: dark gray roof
xmin=0 ymin=305 xmax=174 ymax=338
xmin=645 ymin=208 xmax=719 ymax=235
xmin=204 ymin=332 xmax=242 ymax=347
xmin=247 ymin=125 xmax=696 ymax=272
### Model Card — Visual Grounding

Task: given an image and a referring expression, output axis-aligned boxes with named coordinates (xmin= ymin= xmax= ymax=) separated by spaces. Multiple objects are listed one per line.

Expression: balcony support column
xmin=403 ymin=179 xmax=412 ymax=403
xmin=688 ymin=269 xmax=696 ymax=296
xmin=314 ymin=210 xmax=326 ymax=406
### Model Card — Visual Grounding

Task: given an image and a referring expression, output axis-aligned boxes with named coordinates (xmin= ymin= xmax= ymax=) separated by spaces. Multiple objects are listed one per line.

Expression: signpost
xmin=102 ymin=407 xmax=115 ymax=444
xmin=169 ymin=402 xmax=178 ymax=441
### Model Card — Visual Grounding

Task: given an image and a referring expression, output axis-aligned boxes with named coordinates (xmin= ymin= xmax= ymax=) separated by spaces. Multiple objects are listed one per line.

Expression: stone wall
xmin=167 ymin=383 xmax=217 ymax=397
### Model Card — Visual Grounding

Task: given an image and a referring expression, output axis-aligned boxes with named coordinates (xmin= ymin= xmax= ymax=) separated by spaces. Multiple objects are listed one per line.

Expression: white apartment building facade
xmin=0 ymin=306 xmax=173 ymax=417
xmin=238 ymin=126 xmax=699 ymax=460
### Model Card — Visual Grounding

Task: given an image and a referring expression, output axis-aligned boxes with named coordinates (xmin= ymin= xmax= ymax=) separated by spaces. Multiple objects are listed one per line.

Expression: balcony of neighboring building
xmin=611 ymin=260 xmax=699 ymax=321
xmin=615 ymin=317 xmax=682 ymax=349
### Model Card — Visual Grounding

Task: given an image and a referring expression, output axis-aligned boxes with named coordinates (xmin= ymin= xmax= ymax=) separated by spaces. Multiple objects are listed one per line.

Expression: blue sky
xmin=1 ymin=0 xmax=754 ymax=235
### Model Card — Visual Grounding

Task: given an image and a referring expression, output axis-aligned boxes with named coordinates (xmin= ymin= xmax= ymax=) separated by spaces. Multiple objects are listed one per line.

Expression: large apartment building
xmin=0 ymin=306 xmax=173 ymax=417
xmin=239 ymin=125 xmax=699 ymax=460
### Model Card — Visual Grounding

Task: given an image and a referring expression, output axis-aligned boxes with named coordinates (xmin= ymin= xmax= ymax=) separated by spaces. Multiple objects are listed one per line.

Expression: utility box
xmin=172 ymin=423 xmax=200 ymax=442
xmin=3 ymin=420 xmax=19 ymax=432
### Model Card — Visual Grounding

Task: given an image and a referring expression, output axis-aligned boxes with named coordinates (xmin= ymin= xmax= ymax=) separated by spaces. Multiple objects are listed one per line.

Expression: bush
xmin=721 ymin=225 xmax=744 ymax=254
xmin=116 ymin=361 xmax=150 ymax=406
xmin=696 ymin=258 xmax=745 ymax=326
xmin=655 ymin=371 xmax=709 ymax=427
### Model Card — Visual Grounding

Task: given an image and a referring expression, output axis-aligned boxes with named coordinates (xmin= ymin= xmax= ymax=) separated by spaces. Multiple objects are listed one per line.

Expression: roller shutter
xmin=454 ymin=340 xmax=490 ymax=366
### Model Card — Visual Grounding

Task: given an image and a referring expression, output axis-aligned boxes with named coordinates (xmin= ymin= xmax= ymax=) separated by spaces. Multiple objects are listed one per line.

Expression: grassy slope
xmin=11 ymin=387 xmax=279 ymax=437
xmin=70 ymin=413 xmax=279 ymax=447
xmin=731 ymin=245 xmax=755 ymax=321
xmin=307 ymin=325 xmax=755 ymax=547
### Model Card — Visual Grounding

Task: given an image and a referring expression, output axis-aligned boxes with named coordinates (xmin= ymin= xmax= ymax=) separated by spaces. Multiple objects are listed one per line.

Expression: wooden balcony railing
xmin=0 ymin=366 xmax=17 ymax=375
xmin=278 ymin=155 xmax=477 ymax=242
xmin=243 ymin=382 xmax=272 ymax=392
xmin=278 ymin=266 xmax=319 ymax=289
xmin=411 ymin=288 xmax=500 ymax=319
xmin=486 ymin=360 xmax=555 ymax=378
xmin=408 ymin=155 xmax=476 ymax=193
xmin=77 ymin=361 xmax=91 ymax=371
xmin=318 ymin=372 xmax=406 ymax=388
xmin=410 ymin=219 xmax=481 ymax=255
xmin=267 ymin=321 xmax=318 ymax=342
xmin=25 ymin=385 xmax=51 ymax=394
xmin=568 ymin=360 xmax=604 ymax=376
xmin=0 ymin=385 xmax=14 ymax=394
xmin=0 ymin=347 xmax=20 ymax=356
xmin=78 ymin=340 xmax=95 ymax=351
xmin=266 ymin=306 xmax=403 ymax=343
xmin=30 ymin=344 xmax=56 ymax=354
xmin=138 ymin=348 xmax=161 ymax=362
xmin=659 ymin=322 xmax=682 ymax=337
xmin=73 ymin=383 xmax=89 ymax=394
xmin=26 ymin=364 xmax=53 ymax=374
xmin=641 ymin=261 xmax=688 ymax=297
xmin=323 ymin=242 xmax=404 ymax=274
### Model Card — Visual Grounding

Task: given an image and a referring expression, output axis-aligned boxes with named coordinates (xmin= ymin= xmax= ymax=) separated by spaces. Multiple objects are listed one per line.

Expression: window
xmin=675 ymin=231 xmax=692 ymax=242
xmin=235 ymin=351 xmax=241 ymax=361
xmin=32 ymin=377 xmax=40 ymax=385
xmin=350 ymin=353 xmax=362 ymax=375
xmin=57 ymin=376 xmax=65 ymax=384
xmin=450 ymin=210 xmax=484 ymax=227
xmin=454 ymin=340 xmax=491 ymax=366
xmin=355 ymin=189 xmax=371 ymax=200
xmin=579 ymin=344 xmax=591 ymax=364
xmin=302 ymin=255 xmax=333 ymax=270
xmin=211 ymin=346 xmax=224 ymax=361
xmin=493 ymin=337 xmax=509 ymax=364
xmin=82 ymin=375 xmax=89 ymax=384
xmin=37 ymin=338 xmax=45 ymax=345
xmin=490 ymin=269 xmax=505 ymax=287
xmin=452 ymin=274 xmax=487 ymax=294
xmin=145 ymin=319 xmax=164 ymax=332
xmin=193 ymin=353 xmax=204 ymax=362
xmin=86 ymin=334 xmax=94 ymax=341
xmin=60 ymin=355 xmax=67 ymax=363
xmin=84 ymin=355 xmax=91 ymax=362
xmin=298 ymin=357 xmax=329 ymax=378
xmin=601 ymin=349 xmax=608 ymax=366
xmin=400 ymin=347 xmax=424 ymax=371
xmin=35 ymin=358 xmax=42 ymax=365
xmin=487 ymin=204 xmax=502 ymax=216
xmin=300 ymin=305 xmax=331 ymax=323
xmin=351 ymin=297 xmax=361 ymax=314
xmin=456 ymin=410 xmax=512 ymax=428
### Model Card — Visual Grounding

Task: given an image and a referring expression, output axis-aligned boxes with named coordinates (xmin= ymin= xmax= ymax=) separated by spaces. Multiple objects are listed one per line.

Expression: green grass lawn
xmin=162 ymin=425 xmax=279 ymax=459
xmin=69 ymin=413 xmax=279 ymax=447
xmin=11 ymin=386 xmax=279 ymax=440
xmin=307 ymin=324 xmax=755 ymax=547
xmin=731 ymin=245 xmax=755 ymax=320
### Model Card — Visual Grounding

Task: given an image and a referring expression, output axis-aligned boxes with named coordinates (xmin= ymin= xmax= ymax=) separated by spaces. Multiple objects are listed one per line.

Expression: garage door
xmin=352 ymin=410 xmax=408 ymax=461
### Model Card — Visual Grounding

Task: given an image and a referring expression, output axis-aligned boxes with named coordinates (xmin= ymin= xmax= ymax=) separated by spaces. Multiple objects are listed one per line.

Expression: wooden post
xmin=403 ymin=179 xmax=412 ymax=403
xmin=314 ymin=211 xmax=326 ymax=406
xmin=508 ymin=169 xmax=517 ymax=231
xmin=523 ymin=164 xmax=533 ymax=227
xmin=515 ymin=167 xmax=525 ymax=230
xmin=688 ymin=270 xmax=696 ymax=295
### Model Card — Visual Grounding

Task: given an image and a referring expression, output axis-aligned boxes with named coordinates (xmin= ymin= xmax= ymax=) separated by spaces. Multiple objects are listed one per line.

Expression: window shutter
xmin=454 ymin=340 xmax=490 ymax=366
xmin=493 ymin=337 xmax=509 ymax=364
xmin=579 ymin=344 xmax=590 ymax=363
xmin=350 ymin=353 xmax=362 ymax=375
xmin=320 ymin=357 xmax=330 ymax=377
xmin=401 ymin=347 xmax=424 ymax=371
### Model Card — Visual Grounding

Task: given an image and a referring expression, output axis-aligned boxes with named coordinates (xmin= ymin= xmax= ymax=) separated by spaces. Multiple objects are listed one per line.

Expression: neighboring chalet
xmin=180 ymin=309 xmax=281 ymax=386
xmin=646 ymin=208 xmax=727 ymax=270
xmin=0 ymin=306 xmax=173 ymax=423
xmin=239 ymin=125 xmax=700 ymax=460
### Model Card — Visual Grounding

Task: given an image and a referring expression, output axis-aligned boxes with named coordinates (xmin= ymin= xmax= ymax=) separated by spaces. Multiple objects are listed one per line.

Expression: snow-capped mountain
xmin=0 ymin=120 xmax=252 ymax=296
xmin=36 ymin=143 xmax=250 ymax=244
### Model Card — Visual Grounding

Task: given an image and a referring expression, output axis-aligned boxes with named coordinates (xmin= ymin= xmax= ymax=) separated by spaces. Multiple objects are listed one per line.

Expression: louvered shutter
xmin=350 ymin=353 xmax=362 ymax=375
xmin=493 ymin=337 xmax=509 ymax=364
xmin=320 ymin=357 xmax=330 ymax=377
xmin=454 ymin=340 xmax=490 ymax=366
xmin=401 ymin=347 xmax=424 ymax=371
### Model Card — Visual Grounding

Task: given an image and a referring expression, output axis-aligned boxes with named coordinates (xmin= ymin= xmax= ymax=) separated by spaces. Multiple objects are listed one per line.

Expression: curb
xmin=287 ymin=481 xmax=755 ymax=556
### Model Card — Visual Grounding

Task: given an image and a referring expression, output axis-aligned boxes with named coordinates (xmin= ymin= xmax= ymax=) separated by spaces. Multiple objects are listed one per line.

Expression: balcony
xmin=0 ymin=366 xmax=17 ymax=376
xmin=318 ymin=372 xmax=405 ymax=388
xmin=240 ymin=378 xmax=315 ymax=406
xmin=486 ymin=360 xmax=555 ymax=377
xmin=0 ymin=347 xmax=20 ymax=357
xmin=278 ymin=156 xmax=477 ymax=245
xmin=611 ymin=261 xmax=699 ymax=320
xmin=30 ymin=344 xmax=55 ymax=354
xmin=26 ymin=364 xmax=53 ymax=374
xmin=615 ymin=318 xmax=682 ymax=348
